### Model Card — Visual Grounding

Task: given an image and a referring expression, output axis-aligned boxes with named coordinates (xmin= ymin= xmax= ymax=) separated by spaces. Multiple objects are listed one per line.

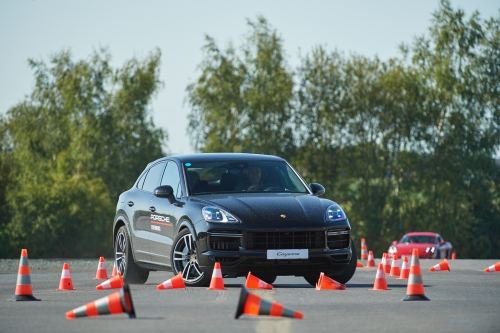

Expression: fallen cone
xmin=357 ymin=261 xmax=365 ymax=267
xmin=316 ymin=272 xmax=346 ymax=290
xmin=157 ymin=273 xmax=186 ymax=290
xmin=94 ymin=257 xmax=108 ymax=280
xmin=485 ymin=262 xmax=500 ymax=273
xmin=366 ymin=251 xmax=376 ymax=268
xmin=245 ymin=272 xmax=273 ymax=290
xmin=66 ymin=285 xmax=135 ymax=319
xmin=57 ymin=263 xmax=75 ymax=290
xmin=402 ymin=248 xmax=429 ymax=301
xmin=369 ymin=263 xmax=390 ymax=290
xmin=10 ymin=249 xmax=40 ymax=301
xmin=397 ymin=256 xmax=410 ymax=280
xmin=389 ymin=255 xmax=400 ymax=277
xmin=207 ymin=262 xmax=226 ymax=290
xmin=96 ymin=272 xmax=124 ymax=290
xmin=235 ymin=287 xmax=303 ymax=319
xmin=430 ymin=259 xmax=450 ymax=272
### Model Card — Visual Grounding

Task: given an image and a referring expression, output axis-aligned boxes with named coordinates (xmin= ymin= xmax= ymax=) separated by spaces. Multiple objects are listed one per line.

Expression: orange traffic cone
xmin=360 ymin=238 xmax=368 ymax=260
xmin=207 ymin=262 xmax=226 ymax=290
xmin=430 ymin=259 xmax=450 ymax=272
xmin=402 ymin=248 xmax=429 ymax=301
xmin=397 ymin=256 xmax=410 ymax=280
xmin=235 ymin=287 xmax=303 ymax=319
xmin=94 ymin=257 xmax=108 ymax=280
xmin=382 ymin=253 xmax=391 ymax=274
xmin=370 ymin=263 xmax=390 ymax=290
xmin=57 ymin=263 xmax=75 ymax=290
xmin=357 ymin=261 xmax=364 ymax=267
xmin=245 ymin=272 xmax=273 ymax=290
xmin=485 ymin=262 xmax=500 ymax=272
xmin=112 ymin=262 xmax=117 ymax=277
xmin=389 ymin=255 xmax=400 ymax=277
xmin=316 ymin=272 xmax=346 ymax=290
xmin=10 ymin=249 xmax=40 ymax=301
xmin=157 ymin=273 xmax=186 ymax=290
xmin=96 ymin=272 xmax=124 ymax=290
xmin=66 ymin=285 xmax=135 ymax=319
xmin=451 ymin=252 xmax=456 ymax=260
xmin=366 ymin=251 xmax=376 ymax=268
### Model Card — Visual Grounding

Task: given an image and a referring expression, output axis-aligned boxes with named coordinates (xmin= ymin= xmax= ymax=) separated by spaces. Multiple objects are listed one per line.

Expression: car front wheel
xmin=115 ymin=225 xmax=149 ymax=284
xmin=171 ymin=228 xmax=211 ymax=287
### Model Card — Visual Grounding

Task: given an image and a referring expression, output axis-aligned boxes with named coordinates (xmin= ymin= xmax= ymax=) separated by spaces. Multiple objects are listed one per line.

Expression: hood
xmin=193 ymin=193 xmax=331 ymax=227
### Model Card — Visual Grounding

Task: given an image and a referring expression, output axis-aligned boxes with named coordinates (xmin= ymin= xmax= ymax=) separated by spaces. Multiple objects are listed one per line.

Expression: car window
xmin=161 ymin=162 xmax=182 ymax=198
xmin=142 ymin=162 xmax=166 ymax=192
xmin=136 ymin=171 xmax=147 ymax=189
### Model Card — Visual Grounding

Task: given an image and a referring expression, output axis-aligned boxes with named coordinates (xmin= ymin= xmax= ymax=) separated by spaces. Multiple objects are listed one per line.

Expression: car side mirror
xmin=309 ymin=183 xmax=325 ymax=196
xmin=154 ymin=185 xmax=175 ymax=204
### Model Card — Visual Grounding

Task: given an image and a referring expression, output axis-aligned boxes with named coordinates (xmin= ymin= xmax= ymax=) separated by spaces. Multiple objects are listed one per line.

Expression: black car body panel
xmin=113 ymin=153 xmax=354 ymax=284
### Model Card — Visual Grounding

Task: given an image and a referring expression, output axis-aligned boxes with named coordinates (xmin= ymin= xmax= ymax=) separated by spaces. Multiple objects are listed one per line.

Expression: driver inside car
xmin=235 ymin=166 xmax=262 ymax=191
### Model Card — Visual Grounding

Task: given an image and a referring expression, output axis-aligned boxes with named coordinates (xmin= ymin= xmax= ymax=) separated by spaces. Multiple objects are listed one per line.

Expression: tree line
xmin=187 ymin=1 xmax=500 ymax=258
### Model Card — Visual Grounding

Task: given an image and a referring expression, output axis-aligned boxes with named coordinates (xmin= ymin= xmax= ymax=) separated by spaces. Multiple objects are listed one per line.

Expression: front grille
xmin=246 ymin=231 xmax=325 ymax=250
xmin=327 ymin=230 xmax=350 ymax=249
xmin=208 ymin=232 xmax=242 ymax=251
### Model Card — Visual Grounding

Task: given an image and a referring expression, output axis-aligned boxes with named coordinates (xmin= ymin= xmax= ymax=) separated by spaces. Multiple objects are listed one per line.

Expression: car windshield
xmin=401 ymin=235 xmax=437 ymax=244
xmin=183 ymin=160 xmax=309 ymax=195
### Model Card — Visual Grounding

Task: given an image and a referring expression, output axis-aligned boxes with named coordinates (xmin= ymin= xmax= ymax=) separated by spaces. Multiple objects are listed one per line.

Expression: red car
xmin=388 ymin=232 xmax=453 ymax=259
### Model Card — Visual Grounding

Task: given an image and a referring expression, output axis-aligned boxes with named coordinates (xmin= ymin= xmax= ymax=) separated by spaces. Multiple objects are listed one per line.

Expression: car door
xmin=148 ymin=161 xmax=183 ymax=266
xmin=129 ymin=161 xmax=166 ymax=264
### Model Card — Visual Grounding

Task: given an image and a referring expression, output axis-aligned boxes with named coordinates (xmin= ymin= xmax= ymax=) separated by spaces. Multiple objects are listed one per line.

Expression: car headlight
xmin=325 ymin=204 xmax=346 ymax=222
xmin=425 ymin=247 xmax=436 ymax=253
xmin=389 ymin=246 xmax=397 ymax=254
xmin=202 ymin=207 xmax=239 ymax=223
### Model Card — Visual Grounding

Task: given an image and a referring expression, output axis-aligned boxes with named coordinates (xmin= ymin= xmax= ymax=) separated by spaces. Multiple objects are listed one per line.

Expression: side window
xmin=161 ymin=162 xmax=182 ymax=198
xmin=142 ymin=162 xmax=166 ymax=192
xmin=136 ymin=171 xmax=147 ymax=189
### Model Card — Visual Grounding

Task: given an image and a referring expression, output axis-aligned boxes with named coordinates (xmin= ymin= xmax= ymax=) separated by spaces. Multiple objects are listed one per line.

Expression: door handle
xmin=149 ymin=206 xmax=156 ymax=212
xmin=127 ymin=201 xmax=134 ymax=207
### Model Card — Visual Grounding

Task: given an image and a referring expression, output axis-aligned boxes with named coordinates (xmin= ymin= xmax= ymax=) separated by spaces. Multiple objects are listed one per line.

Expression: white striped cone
xmin=398 ymin=256 xmax=410 ymax=279
xmin=57 ymin=263 xmax=75 ymax=290
xmin=366 ymin=251 xmax=376 ymax=267
xmin=485 ymin=262 xmax=500 ymax=272
xmin=360 ymin=238 xmax=368 ymax=259
xmin=389 ymin=255 xmax=400 ymax=277
xmin=402 ymin=248 xmax=429 ymax=301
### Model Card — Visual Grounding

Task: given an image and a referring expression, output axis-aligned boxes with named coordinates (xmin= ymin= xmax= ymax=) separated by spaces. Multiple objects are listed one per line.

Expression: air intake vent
xmin=327 ymin=229 xmax=350 ymax=249
xmin=246 ymin=231 xmax=325 ymax=250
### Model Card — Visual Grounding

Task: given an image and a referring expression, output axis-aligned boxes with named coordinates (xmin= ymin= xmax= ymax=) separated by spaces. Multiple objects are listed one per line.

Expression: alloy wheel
xmin=173 ymin=233 xmax=204 ymax=283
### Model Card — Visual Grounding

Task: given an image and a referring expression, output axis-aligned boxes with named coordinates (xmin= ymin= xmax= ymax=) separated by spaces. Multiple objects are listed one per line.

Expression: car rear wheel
xmin=115 ymin=225 xmax=149 ymax=284
xmin=171 ymin=228 xmax=211 ymax=287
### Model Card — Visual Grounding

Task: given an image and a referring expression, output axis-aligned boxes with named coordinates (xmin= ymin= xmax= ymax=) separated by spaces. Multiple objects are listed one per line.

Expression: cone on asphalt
xmin=235 ymin=287 xmax=303 ymax=319
xmin=484 ymin=262 xmax=500 ymax=273
xmin=57 ymin=263 xmax=75 ymax=290
xmin=451 ymin=252 xmax=456 ymax=260
xmin=316 ymin=272 xmax=346 ymax=290
xmin=360 ymin=238 xmax=368 ymax=260
xmin=369 ymin=263 xmax=390 ymax=290
xmin=402 ymin=248 xmax=429 ymax=301
xmin=389 ymin=255 xmax=400 ymax=277
xmin=66 ymin=285 xmax=136 ymax=319
xmin=382 ymin=253 xmax=391 ymax=274
xmin=207 ymin=262 xmax=226 ymax=290
xmin=94 ymin=257 xmax=108 ymax=280
xmin=245 ymin=272 xmax=273 ymax=290
xmin=397 ymin=256 xmax=410 ymax=280
xmin=111 ymin=262 xmax=117 ymax=277
xmin=10 ymin=249 xmax=40 ymax=301
xmin=157 ymin=273 xmax=186 ymax=290
xmin=96 ymin=272 xmax=124 ymax=290
xmin=357 ymin=261 xmax=364 ymax=267
xmin=366 ymin=251 xmax=376 ymax=268
xmin=430 ymin=259 xmax=450 ymax=272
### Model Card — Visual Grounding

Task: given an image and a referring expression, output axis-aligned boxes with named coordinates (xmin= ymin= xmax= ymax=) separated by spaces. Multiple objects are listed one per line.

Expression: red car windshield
xmin=401 ymin=235 xmax=437 ymax=244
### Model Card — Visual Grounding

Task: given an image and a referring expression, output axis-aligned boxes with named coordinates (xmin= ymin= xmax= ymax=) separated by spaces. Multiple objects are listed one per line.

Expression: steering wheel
xmin=256 ymin=183 xmax=285 ymax=192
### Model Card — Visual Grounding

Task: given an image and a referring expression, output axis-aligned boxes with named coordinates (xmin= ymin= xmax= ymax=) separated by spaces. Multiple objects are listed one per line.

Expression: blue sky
xmin=1 ymin=0 xmax=498 ymax=155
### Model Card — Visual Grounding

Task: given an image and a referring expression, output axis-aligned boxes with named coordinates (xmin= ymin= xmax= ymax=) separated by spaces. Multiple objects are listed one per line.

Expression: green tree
xmin=2 ymin=49 xmax=166 ymax=258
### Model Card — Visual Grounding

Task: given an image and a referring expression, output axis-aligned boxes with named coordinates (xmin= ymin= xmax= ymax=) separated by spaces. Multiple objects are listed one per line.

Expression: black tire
xmin=435 ymin=249 xmax=441 ymax=259
xmin=252 ymin=273 xmax=277 ymax=285
xmin=115 ymin=226 xmax=149 ymax=284
xmin=171 ymin=228 xmax=211 ymax=287
xmin=303 ymin=238 xmax=357 ymax=286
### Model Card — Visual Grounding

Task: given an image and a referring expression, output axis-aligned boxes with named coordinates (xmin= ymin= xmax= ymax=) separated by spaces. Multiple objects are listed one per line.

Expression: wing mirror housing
xmin=154 ymin=185 xmax=175 ymax=204
xmin=309 ymin=183 xmax=325 ymax=196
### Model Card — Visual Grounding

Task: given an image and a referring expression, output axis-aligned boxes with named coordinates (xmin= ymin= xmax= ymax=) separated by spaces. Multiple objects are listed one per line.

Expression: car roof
xmin=404 ymin=232 xmax=438 ymax=237
xmin=159 ymin=153 xmax=285 ymax=164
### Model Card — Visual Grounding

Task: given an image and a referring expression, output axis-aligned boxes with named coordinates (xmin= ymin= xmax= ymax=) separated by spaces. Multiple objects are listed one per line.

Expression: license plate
xmin=266 ymin=249 xmax=308 ymax=260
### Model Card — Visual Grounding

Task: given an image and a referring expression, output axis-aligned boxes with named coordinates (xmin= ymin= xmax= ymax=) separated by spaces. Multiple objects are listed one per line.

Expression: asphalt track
xmin=0 ymin=259 xmax=499 ymax=333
